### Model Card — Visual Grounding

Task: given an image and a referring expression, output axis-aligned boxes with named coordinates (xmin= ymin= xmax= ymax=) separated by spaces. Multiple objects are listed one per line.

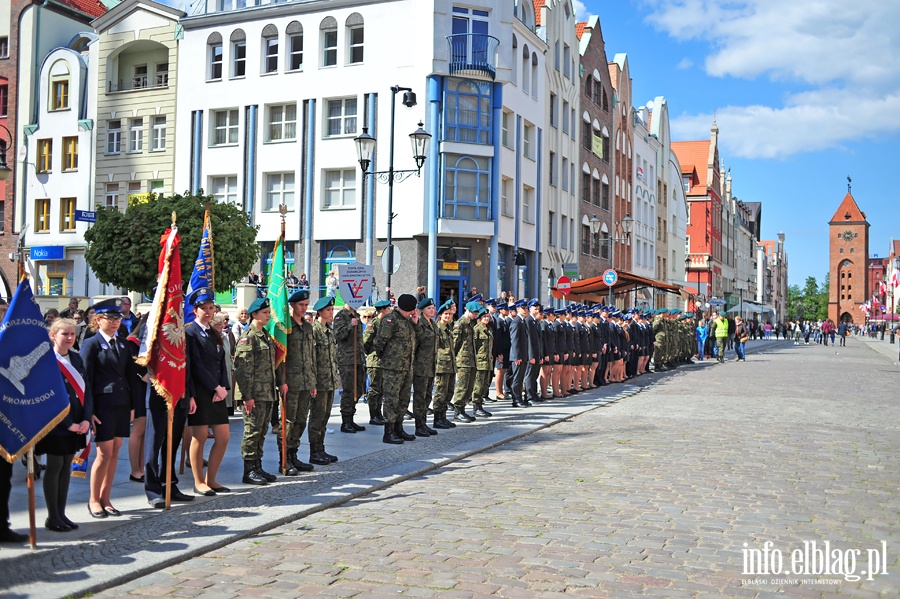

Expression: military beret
xmin=448 ymin=296 xmax=457 ymax=304
xmin=248 ymin=297 xmax=270 ymax=315
xmin=417 ymin=297 xmax=435 ymax=310
xmin=437 ymin=300 xmax=453 ymax=314
xmin=527 ymin=298 xmax=540 ymax=308
xmin=91 ymin=297 xmax=124 ymax=317
xmin=313 ymin=296 xmax=334 ymax=312
xmin=288 ymin=289 xmax=310 ymax=303
xmin=468 ymin=293 xmax=483 ymax=303
xmin=477 ymin=307 xmax=489 ymax=318
xmin=465 ymin=300 xmax=483 ymax=313
xmin=497 ymin=302 xmax=509 ymax=311
xmin=374 ymin=299 xmax=392 ymax=309
xmin=397 ymin=294 xmax=418 ymax=312
xmin=188 ymin=287 xmax=216 ymax=307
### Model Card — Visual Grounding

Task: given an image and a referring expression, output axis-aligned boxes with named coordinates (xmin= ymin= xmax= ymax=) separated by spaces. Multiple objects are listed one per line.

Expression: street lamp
xmin=685 ymin=254 xmax=711 ymax=315
xmin=590 ymin=213 xmax=632 ymax=306
xmin=0 ymin=124 xmax=12 ymax=181
xmin=354 ymin=85 xmax=431 ymax=295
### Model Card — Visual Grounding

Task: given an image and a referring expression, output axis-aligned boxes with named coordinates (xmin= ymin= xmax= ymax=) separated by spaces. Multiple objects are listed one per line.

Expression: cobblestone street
xmin=87 ymin=338 xmax=899 ymax=598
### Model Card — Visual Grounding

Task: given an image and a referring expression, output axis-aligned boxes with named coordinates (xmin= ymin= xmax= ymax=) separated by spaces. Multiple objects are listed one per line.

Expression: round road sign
xmin=556 ymin=275 xmax=571 ymax=296
xmin=602 ymin=269 xmax=618 ymax=287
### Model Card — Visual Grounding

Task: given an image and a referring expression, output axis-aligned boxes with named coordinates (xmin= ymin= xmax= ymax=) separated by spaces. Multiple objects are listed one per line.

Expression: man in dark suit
xmin=524 ymin=300 xmax=544 ymax=403
xmin=507 ymin=300 xmax=529 ymax=407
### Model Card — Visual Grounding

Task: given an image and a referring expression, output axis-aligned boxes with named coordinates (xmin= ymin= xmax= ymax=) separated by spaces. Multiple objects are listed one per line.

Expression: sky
xmin=579 ymin=0 xmax=900 ymax=286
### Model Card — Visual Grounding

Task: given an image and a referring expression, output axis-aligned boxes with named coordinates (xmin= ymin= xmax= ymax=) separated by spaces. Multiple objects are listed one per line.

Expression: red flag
xmin=879 ymin=280 xmax=887 ymax=296
xmin=136 ymin=226 xmax=186 ymax=407
xmin=892 ymin=271 xmax=899 ymax=288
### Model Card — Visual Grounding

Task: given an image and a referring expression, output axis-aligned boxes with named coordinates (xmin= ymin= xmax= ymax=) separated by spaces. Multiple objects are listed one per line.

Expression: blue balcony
xmin=446 ymin=34 xmax=500 ymax=81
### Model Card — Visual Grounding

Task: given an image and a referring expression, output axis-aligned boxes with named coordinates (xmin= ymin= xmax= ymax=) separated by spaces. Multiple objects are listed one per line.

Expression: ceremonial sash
xmin=57 ymin=356 xmax=86 ymax=407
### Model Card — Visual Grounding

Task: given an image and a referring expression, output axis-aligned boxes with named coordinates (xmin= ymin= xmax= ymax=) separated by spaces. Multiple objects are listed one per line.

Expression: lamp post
xmin=591 ymin=213 xmax=632 ymax=306
xmin=354 ymin=86 xmax=431 ymax=296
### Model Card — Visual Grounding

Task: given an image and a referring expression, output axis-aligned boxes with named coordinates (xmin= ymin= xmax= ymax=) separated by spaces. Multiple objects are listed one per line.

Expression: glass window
xmin=211 ymin=109 xmax=239 ymax=146
xmin=561 ymin=157 xmax=568 ymax=191
xmin=37 ymin=139 xmax=52 ymax=173
xmin=150 ymin=180 xmax=164 ymax=196
xmin=51 ymin=79 xmax=69 ymax=110
xmin=35 ymin=199 xmax=51 ymax=232
xmin=0 ymin=37 xmax=8 ymax=59
xmin=156 ymin=63 xmax=168 ymax=86
xmin=323 ymin=169 xmax=356 ymax=209
xmin=288 ymin=32 xmax=303 ymax=71
xmin=233 ymin=42 xmax=246 ymax=77
xmin=151 ymin=116 xmax=166 ymax=151
xmin=209 ymin=43 xmax=223 ymax=80
xmin=0 ymin=84 xmax=7 ymax=117
xmin=60 ymin=198 xmax=76 ymax=231
xmin=582 ymin=173 xmax=591 ymax=203
xmin=348 ymin=26 xmax=364 ymax=64
xmin=107 ymin=120 xmax=121 ymax=154
xmin=442 ymin=154 xmax=491 ymax=220
xmin=133 ymin=64 xmax=148 ymax=89
xmin=263 ymin=36 xmax=278 ymax=74
xmin=62 ymin=136 xmax=78 ymax=170
xmin=501 ymin=111 xmax=511 ymax=148
xmin=321 ymin=18 xmax=338 ymax=67
xmin=549 ymin=151 xmax=556 ymax=187
xmin=266 ymin=172 xmax=295 ymax=211
xmin=211 ymin=176 xmax=238 ymax=204
xmin=562 ymin=100 xmax=569 ymax=134
xmin=581 ymin=224 xmax=591 ymax=255
xmin=128 ymin=118 xmax=143 ymax=152
xmin=523 ymin=122 xmax=534 ymax=159
xmin=105 ymin=183 xmax=120 ymax=210
xmin=325 ymin=98 xmax=357 ymax=137
xmin=267 ymin=104 xmax=297 ymax=141
xmin=443 ymin=78 xmax=491 ymax=144
xmin=548 ymin=211 xmax=555 ymax=246
xmin=563 ymin=44 xmax=571 ymax=78
xmin=549 ymin=93 xmax=557 ymax=127
xmin=522 ymin=186 xmax=533 ymax=223
xmin=501 ymin=177 xmax=511 ymax=217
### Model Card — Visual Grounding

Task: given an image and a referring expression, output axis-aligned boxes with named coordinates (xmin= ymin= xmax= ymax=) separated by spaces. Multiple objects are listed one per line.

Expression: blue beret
xmin=374 ymin=299 xmax=392 ymax=309
xmin=188 ymin=287 xmax=216 ymax=307
xmin=288 ymin=289 xmax=310 ymax=303
xmin=248 ymin=297 xmax=270 ymax=315
xmin=313 ymin=296 xmax=334 ymax=312
xmin=91 ymin=297 xmax=124 ymax=316
xmin=476 ymin=307 xmax=489 ymax=318
xmin=437 ymin=300 xmax=453 ymax=314
xmin=465 ymin=300 xmax=483 ymax=313
xmin=417 ymin=297 xmax=435 ymax=310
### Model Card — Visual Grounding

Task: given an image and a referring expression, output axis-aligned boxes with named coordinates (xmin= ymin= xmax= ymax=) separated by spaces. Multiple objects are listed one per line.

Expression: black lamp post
xmin=354 ymin=86 xmax=431 ymax=296
xmin=685 ymin=254 xmax=711 ymax=315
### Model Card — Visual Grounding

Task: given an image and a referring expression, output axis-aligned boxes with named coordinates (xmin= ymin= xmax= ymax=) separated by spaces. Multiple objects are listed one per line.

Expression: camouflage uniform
xmin=452 ymin=316 xmax=477 ymax=409
xmin=363 ymin=313 xmax=384 ymax=422
xmin=372 ymin=308 xmax=416 ymax=423
xmin=434 ymin=320 xmax=456 ymax=417
xmin=472 ymin=320 xmax=494 ymax=401
xmin=332 ymin=306 xmax=366 ymax=418
xmin=412 ymin=317 xmax=437 ymax=422
xmin=310 ymin=319 xmax=340 ymax=455
xmin=234 ymin=324 xmax=279 ymax=461
xmin=276 ymin=317 xmax=316 ymax=454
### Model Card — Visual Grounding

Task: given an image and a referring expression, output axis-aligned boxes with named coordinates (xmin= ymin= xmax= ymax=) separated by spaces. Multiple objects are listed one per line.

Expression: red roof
xmin=534 ymin=0 xmax=546 ymax=26
xmin=55 ymin=0 xmax=108 ymax=18
xmin=828 ymin=192 xmax=867 ymax=224
xmin=671 ymin=140 xmax=710 ymax=197
xmin=575 ymin=21 xmax=587 ymax=40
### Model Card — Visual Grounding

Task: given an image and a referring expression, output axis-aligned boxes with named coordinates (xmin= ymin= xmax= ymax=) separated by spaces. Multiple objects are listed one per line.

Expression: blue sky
xmin=580 ymin=0 xmax=900 ymax=286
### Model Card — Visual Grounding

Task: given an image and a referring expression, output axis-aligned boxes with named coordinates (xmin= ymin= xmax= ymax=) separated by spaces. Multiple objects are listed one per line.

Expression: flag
xmin=879 ymin=280 xmax=887 ymax=297
xmin=0 ymin=281 xmax=71 ymax=463
xmin=184 ymin=210 xmax=214 ymax=324
xmin=892 ymin=271 xmax=899 ymax=288
xmin=265 ymin=233 xmax=291 ymax=368
xmin=137 ymin=226 xmax=187 ymax=407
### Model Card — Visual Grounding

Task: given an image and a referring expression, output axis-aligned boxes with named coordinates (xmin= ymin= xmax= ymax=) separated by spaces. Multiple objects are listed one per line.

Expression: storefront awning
xmin=550 ymin=270 xmax=684 ymax=302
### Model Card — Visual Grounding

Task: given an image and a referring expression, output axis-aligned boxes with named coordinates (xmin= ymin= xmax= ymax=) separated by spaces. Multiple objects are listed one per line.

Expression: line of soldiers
xmin=232 ymin=288 xmax=700 ymax=483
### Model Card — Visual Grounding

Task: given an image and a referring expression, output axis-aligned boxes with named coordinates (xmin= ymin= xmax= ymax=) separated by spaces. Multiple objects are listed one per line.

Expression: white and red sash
xmin=56 ymin=353 xmax=86 ymax=407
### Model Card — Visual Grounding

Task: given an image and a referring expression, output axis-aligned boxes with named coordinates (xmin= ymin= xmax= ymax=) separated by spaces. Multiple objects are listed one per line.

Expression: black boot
xmin=320 ymin=443 xmax=338 ymax=463
xmin=433 ymin=409 xmax=453 ymax=430
xmin=310 ymin=445 xmax=332 ymax=465
xmin=288 ymin=449 xmax=314 ymax=472
xmin=340 ymin=415 xmax=357 ymax=433
xmin=453 ymin=404 xmax=475 ymax=423
xmin=278 ymin=451 xmax=299 ymax=476
xmin=473 ymin=402 xmax=492 ymax=417
xmin=351 ymin=420 xmax=366 ymax=431
xmin=383 ymin=423 xmax=403 ymax=444
xmin=369 ymin=406 xmax=386 ymax=426
xmin=256 ymin=459 xmax=277 ymax=483
xmin=242 ymin=460 xmax=268 ymax=485
xmin=404 ymin=410 xmax=414 ymax=421
xmin=394 ymin=420 xmax=416 ymax=441
xmin=414 ymin=418 xmax=432 ymax=437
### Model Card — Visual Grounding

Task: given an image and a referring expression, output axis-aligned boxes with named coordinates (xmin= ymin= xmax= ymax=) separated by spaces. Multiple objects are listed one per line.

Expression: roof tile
xmin=55 ymin=0 xmax=108 ymax=18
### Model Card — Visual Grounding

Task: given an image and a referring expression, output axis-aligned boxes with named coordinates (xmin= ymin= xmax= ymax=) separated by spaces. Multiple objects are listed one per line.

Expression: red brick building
xmin=827 ymin=192 xmax=869 ymax=324
xmin=608 ymin=54 xmax=633 ymax=275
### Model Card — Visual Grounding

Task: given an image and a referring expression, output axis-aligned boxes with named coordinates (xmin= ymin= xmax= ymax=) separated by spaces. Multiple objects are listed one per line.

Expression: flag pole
xmin=16 ymin=242 xmax=38 ymax=549
xmin=165 ymin=210 xmax=177 ymax=510
xmin=278 ymin=203 xmax=288 ymax=475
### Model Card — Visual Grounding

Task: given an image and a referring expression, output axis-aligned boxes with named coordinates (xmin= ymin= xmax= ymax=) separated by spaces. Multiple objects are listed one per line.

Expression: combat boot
xmin=319 ymin=443 xmax=339 ymax=463
xmin=383 ymin=423 xmax=403 ymax=444
xmin=242 ymin=460 xmax=267 ymax=485
xmin=256 ymin=459 xmax=277 ymax=483
xmin=288 ymin=449 xmax=314 ymax=472
xmin=433 ymin=409 xmax=453 ymax=429
xmin=414 ymin=418 xmax=432 ymax=437
xmin=278 ymin=451 xmax=299 ymax=476
xmin=394 ymin=420 xmax=416 ymax=441
xmin=310 ymin=446 xmax=332 ymax=465
xmin=340 ymin=415 xmax=358 ymax=433
xmin=368 ymin=406 xmax=386 ymax=426
xmin=453 ymin=405 xmax=475 ymax=423
xmin=473 ymin=402 xmax=492 ymax=417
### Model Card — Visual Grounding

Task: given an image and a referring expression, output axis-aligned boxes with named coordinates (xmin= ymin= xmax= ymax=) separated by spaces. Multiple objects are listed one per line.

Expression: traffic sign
xmin=602 ymin=269 xmax=618 ymax=287
xmin=75 ymin=210 xmax=96 ymax=223
xmin=556 ymin=275 xmax=572 ymax=296
xmin=337 ymin=262 xmax=373 ymax=310
xmin=381 ymin=245 xmax=401 ymax=275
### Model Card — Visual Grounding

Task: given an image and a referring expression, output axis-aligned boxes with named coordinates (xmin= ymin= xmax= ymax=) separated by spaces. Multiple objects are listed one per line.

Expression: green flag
xmin=265 ymin=234 xmax=291 ymax=367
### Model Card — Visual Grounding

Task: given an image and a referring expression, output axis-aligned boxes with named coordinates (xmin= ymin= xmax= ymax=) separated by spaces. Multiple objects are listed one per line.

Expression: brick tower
xmin=828 ymin=190 xmax=869 ymax=324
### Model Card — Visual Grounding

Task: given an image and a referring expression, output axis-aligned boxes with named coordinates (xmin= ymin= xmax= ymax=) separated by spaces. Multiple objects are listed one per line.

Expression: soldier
xmin=275 ymin=289 xmax=317 ymax=476
xmin=433 ymin=300 xmax=457 ymax=429
xmin=310 ymin=297 xmax=341 ymax=465
xmin=234 ymin=298 xmax=280 ymax=486
xmin=362 ymin=299 xmax=392 ymax=426
xmin=472 ymin=307 xmax=494 ymax=418
xmin=372 ymin=293 xmax=419 ymax=444
xmin=523 ymin=300 xmax=543 ymax=403
xmin=451 ymin=300 xmax=482 ymax=421
xmin=332 ymin=303 xmax=366 ymax=433
xmin=491 ymin=300 xmax=511 ymax=401
xmin=412 ymin=298 xmax=438 ymax=437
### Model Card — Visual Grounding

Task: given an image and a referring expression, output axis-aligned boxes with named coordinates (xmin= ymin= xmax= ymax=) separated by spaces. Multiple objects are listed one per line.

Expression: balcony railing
xmin=108 ymin=76 xmax=168 ymax=93
xmin=446 ymin=33 xmax=500 ymax=81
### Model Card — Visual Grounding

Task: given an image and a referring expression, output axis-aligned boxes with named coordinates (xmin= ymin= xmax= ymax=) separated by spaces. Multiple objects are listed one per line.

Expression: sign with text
xmin=74 ymin=210 xmax=96 ymax=223
xmin=602 ymin=269 xmax=618 ymax=287
xmin=338 ymin=262 xmax=374 ymax=310
xmin=30 ymin=246 xmax=65 ymax=261
xmin=556 ymin=275 xmax=572 ymax=296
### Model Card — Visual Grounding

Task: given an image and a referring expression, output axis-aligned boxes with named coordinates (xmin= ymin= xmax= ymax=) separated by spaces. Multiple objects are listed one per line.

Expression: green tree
xmin=85 ymin=192 xmax=259 ymax=294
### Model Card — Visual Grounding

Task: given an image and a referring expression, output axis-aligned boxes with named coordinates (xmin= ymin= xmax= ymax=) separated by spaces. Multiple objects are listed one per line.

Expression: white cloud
xmin=642 ymin=0 xmax=900 ymax=158
xmin=573 ymin=1 xmax=590 ymax=21
xmin=676 ymin=57 xmax=693 ymax=70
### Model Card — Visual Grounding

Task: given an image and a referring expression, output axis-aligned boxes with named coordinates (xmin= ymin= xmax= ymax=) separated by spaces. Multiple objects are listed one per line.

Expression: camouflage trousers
xmin=308 ymin=389 xmax=335 ymax=451
xmin=452 ymin=367 xmax=476 ymax=408
xmin=433 ymin=373 xmax=455 ymax=412
xmin=382 ymin=368 xmax=412 ymax=423
xmin=473 ymin=369 xmax=492 ymax=403
xmin=241 ymin=400 xmax=274 ymax=460
xmin=412 ymin=375 xmax=434 ymax=420
xmin=338 ymin=363 xmax=366 ymax=417
xmin=272 ymin=389 xmax=312 ymax=451
xmin=366 ymin=367 xmax=383 ymax=416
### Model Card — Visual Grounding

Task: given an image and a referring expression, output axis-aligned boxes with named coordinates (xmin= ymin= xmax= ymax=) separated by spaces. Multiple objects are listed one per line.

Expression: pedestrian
xmin=451 ymin=300 xmax=482 ymax=421
xmin=234 ymin=298 xmax=280 ymax=485
xmin=712 ymin=312 xmax=729 ymax=363
xmin=734 ymin=316 xmax=749 ymax=362
xmin=326 ymin=270 xmax=338 ymax=298
xmin=412 ymin=298 xmax=439 ymax=436
xmin=117 ymin=296 xmax=139 ymax=337
xmin=232 ymin=308 xmax=249 ymax=339
xmin=363 ymin=300 xmax=392 ymax=425
xmin=310 ymin=297 xmax=341 ymax=464
xmin=59 ymin=297 xmax=80 ymax=319
xmin=695 ymin=318 xmax=707 ymax=360
xmin=838 ymin=320 xmax=848 ymax=346
xmin=372 ymin=294 xmax=419 ymax=444
xmin=332 ymin=303 xmax=366 ymax=433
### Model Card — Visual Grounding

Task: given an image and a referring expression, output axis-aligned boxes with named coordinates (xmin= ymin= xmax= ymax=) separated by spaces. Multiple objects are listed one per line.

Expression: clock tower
xmin=828 ymin=191 xmax=869 ymax=324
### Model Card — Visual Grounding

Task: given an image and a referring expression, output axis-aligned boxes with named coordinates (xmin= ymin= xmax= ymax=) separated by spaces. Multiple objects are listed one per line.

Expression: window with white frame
xmin=211 ymin=175 xmax=238 ymax=204
xmin=562 ymin=100 xmax=569 ymax=134
xmin=265 ymin=172 xmax=295 ymax=211
xmin=346 ymin=13 xmax=364 ymax=64
xmin=156 ymin=62 xmax=168 ymax=86
xmin=501 ymin=176 xmax=511 ymax=216
xmin=231 ymin=29 xmax=246 ymax=77
xmin=286 ymin=21 xmax=303 ymax=71
xmin=128 ymin=118 xmax=143 ymax=152
xmin=501 ymin=110 xmax=511 ymax=148
xmin=106 ymin=120 xmax=121 ymax=154
xmin=549 ymin=93 xmax=557 ymax=127
xmin=323 ymin=169 xmax=356 ymax=209
xmin=211 ymin=109 xmax=239 ymax=146
xmin=267 ymin=103 xmax=297 ymax=141
xmin=262 ymin=25 xmax=278 ymax=74
xmin=325 ymin=98 xmax=357 ymax=137
xmin=561 ymin=157 xmax=568 ymax=191
xmin=522 ymin=185 xmax=534 ymax=223
xmin=560 ymin=215 xmax=568 ymax=249
xmin=133 ymin=64 xmax=148 ymax=89
xmin=208 ymin=33 xmax=223 ymax=80
xmin=150 ymin=180 xmax=164 ymax=196
xmin=151 ymin=116 xmax=166 ymax=151
xmin=523 ymin=122 xmax=534 ymax=159
xmin=321 ymin=17 xmax=337 ymax=67
xmin=105 ymin=183 xmax=120 ymax=210
xmin=563 ymin=44 xmax=571 ymax=78
xmin=549 ymin=211 xmax=556 ymax=246
xmin=549 ymin=151 xmax=557 ymax=187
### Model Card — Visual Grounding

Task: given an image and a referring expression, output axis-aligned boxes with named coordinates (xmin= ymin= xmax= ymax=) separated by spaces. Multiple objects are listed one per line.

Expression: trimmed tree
xmin=85 ymin=191 xmax=260 ymax=294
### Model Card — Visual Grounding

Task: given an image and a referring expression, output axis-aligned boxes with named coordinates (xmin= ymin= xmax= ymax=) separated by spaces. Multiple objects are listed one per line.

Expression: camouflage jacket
xmin=332 ymin=306 xmax=364 ymax=365
xmin=372 ymin=308 xmax=416 ymax=372
xmin=413 ymin=317 xmax=438 ymax=377
xmin=436 ymin=320 xmax=456 ymax=375
xmin=284 ymin=316 xmax=317 ymax=391
xmin=233 ymin=324 xmax=279 ymax=403
xmin=452 ymin=315 xmax=476 ymax=369
xmin=363 ymin=314 xmax=382 ymax=369
xmin=312 ymin=320 xmax=340 ymax=391
xmin=473 ymin=321 xmax=494 ymax=371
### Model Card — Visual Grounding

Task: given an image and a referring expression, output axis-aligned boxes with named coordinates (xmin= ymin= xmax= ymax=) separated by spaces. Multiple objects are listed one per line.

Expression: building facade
xmin=828 ymin=192 xmax=869 ymax=324
xmin=607 ymin=53 xmax=633 ymax=283
xmin=631 ymin=102 xmax=658 ymax=308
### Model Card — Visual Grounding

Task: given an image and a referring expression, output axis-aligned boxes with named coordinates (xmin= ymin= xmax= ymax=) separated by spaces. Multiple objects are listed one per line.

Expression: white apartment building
xmin=631 ymin=103 xmax=658 ymax=308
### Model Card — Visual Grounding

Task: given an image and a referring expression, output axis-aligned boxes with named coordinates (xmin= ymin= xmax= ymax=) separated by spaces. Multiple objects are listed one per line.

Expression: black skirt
xmin=188 ymin=386 xmax=229 ymax=426
xmin=35 ymin=432 xmax=87 ymax=456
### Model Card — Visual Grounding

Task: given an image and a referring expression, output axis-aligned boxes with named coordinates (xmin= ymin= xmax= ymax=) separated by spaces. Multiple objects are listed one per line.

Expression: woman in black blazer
xmin=36 ymin=319 xmax=92 ymax=532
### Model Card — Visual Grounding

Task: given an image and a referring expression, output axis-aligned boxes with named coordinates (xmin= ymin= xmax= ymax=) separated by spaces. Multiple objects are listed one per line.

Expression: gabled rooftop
xmin=828 ymin=192 xmax=868 ymax=225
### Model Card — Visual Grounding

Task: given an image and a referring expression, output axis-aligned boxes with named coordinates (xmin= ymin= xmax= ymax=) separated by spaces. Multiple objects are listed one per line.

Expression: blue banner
xmin=0 ymin=281 xmax=71 ymax=463
xmin=184 ymin=212 xmax=213 ymax=324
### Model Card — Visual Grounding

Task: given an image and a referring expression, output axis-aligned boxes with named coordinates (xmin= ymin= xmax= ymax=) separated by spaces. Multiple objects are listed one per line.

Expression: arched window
xmin=443 ymin=155 xmax=491 ymax=220
xmin=49 ymin=60 xmax=70 ymax=111
xmin=207 ymin=32 xmax=223 ymax=80
xmin=531 ymin=52 xmax=538 ymax=97
xmin=286 ymin=21 xmax=303 ymax=71
xmin=320 ymin=16 xmax=338 ymax=67
xmin=444 ymin=78 xmax=492 ymax=144
xmin=522 ymin=43 xmax=530 ymax=92
xmin=262 ymin=24 xmax=278 ymax=74
xmin=346 ymin=13 xmax=364 ymax=63
xmin=230 ymin=29 xmax=246 ymax=77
